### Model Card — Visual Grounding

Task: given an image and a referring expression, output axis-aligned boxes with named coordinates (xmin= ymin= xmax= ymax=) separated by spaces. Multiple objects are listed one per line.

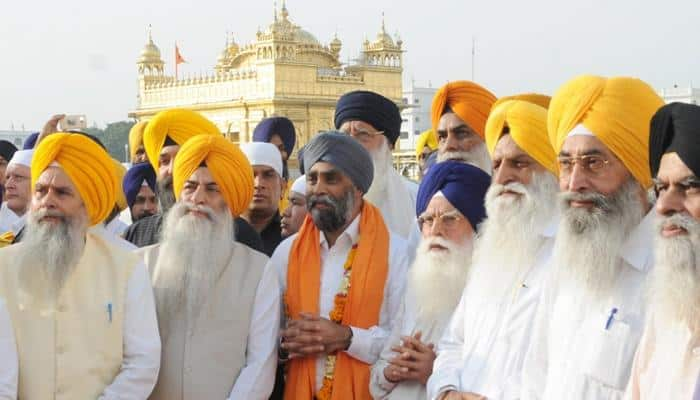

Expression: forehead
xmin=268 ymin=134 xmax=284 ymax=145
xmin=187 ymin=166 xmax=216 ymax=183
xmin=290 ymin=191 xmax=306 ymax=200
xmin=339 ymin=120 xmax=378 ymax=132
xmin=425 ymin=194 xmax=458 ymax=213
xmin=7 ymin=163 xmax=30 ymax=176
xmin=657 ymin=152 xmax=695 ymax=181
xmin=560 ymin=134 xmax=613 ymax=156
xmin=253 ymin=164 xmax=278 ymax=176
xmin=160 ymin=144 xmax=180 ymax=157
xmin=137 ymin=184 xmax=156 ymax=197
xmin=36 ymin=166 xmax=77 ymax=189
xmin=437 ymin=112 xmax=471 ymax=131
xmin=493 ymin=134 xmax=530 ymax=159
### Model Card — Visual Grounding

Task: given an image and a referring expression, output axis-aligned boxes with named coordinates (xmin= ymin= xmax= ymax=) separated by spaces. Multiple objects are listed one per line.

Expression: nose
xmin=656 ymin=187 xmax=685 ymax=217
xmin=562 ymin=163 xmax=589 ymax=193
xmin=443 ymin=132 xmax=461 ymax=152
xmin=493 ymin=162 xmax=516 ymax=186
xmin=191 ymin=185 xmax=207 ymax=206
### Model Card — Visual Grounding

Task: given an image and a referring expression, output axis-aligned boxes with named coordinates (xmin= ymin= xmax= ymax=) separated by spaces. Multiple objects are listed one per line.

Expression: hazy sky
xmin=2 ymin=0 xmax=699 ymax=130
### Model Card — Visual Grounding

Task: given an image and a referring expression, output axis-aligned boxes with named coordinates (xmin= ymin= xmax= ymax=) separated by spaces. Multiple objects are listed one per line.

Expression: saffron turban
xmin=650 ymin=102 xmax=700 ymax=177
xmin=173 ymin=135 xmax=254 ymax=217
xmin=415 ymin=129 xmax=438 ymax=158
xmin=302 ymin=131 xmax=374 ymax=193
xmin=485 ymin=95 xmax=557 ymax=174
xmin=112 ymin=160 xmax=128 ymax=211
xmin=253 ymin=116 xmax=296 ymax=155
xmin=416 ymin=160 xmax=490 ymax=231
xmin=128 ymin=121 xmax=148 ymax=160
xmin=548 ymin=75 xmax=664 ymax=188
xmin=32 ymin=133 xmax=117 ymax=226
xmin=123 ymin=162 xmax=157 ymax=209
xmin=334 ymin=90 xmax=402 ymax=145
xmin=143 ymin=108 xmax=220 ymax=171
xmin=0 ymin=141 xmax=17 ymax=162
xmin=431 ymin=81 xmax=497 ymax=139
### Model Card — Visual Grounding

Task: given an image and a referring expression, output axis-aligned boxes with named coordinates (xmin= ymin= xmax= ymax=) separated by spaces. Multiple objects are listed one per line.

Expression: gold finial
xmin=147 ymin=24 xmax=153 ymax=43
xmin=274 ymin=0 xmax=278 ymax=22
xmin=281 ymin=0 xmax=289 ymax=20
xmin=381 ymin=12 xmax=386 ymax=34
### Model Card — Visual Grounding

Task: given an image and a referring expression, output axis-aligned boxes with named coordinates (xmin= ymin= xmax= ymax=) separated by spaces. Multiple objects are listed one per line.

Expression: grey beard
xmin=307 ymin=189 xmax=354 ymax=233
xmin=157 ymin=175 xmax=176 ymax=213
xmin=437 ymin=142 xmax=492 ymax=175
xmin=17 ymin=209 xmax=88 ymax=307
xmin=553 ymin=179 xmax=645 ymax=300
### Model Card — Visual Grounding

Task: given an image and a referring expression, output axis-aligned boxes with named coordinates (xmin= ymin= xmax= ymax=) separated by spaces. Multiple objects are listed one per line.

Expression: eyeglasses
xmin=340 ymin=122 xmax=384 ymax=144
xmin=417 ymin=209 xmax=463 ymax=230
xmin=557 ymin=154 xmax=611 ymax=176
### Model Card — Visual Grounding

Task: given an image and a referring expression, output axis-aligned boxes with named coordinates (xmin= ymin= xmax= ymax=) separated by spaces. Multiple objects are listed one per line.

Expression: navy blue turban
xmin=303 ymin=131 xmax=374 ymax=193
xmin=123 ymin=162 xmax=157 ymax=209
xmin=23 ymin=133 xmax=39 ymax=150
xmin=416 ymin=160 xmax=490 ymax=231
xmin=253 ymin=117 xmax=296 ymax=155
xmin=650 ymin=102 xmax=700 ymax=177
xmin=0 ymin=141 xmax=17 ymax=162
xmin=334 ymin=90 xmax=402 ymax=146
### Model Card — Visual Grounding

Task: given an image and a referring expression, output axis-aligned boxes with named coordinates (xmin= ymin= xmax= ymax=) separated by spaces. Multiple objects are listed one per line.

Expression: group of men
xmin=0 ymin=73 xmax=698 ymax=400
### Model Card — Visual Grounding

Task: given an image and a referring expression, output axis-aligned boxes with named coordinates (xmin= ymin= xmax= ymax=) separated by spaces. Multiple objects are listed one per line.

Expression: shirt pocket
xmin=580 ymin=311 xmax=634 ymax=390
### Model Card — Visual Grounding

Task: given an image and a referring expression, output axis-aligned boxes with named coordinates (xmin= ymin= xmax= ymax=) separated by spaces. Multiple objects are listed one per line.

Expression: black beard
xmin=307 ymin=189 xmax=353 ymax=233
xmin=157 ymin=176 xmax=176 ymax=213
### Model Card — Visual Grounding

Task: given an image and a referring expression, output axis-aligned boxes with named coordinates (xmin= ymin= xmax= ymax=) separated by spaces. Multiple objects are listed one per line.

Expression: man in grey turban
xmin=266 ymin=131 xmax=410 ymax=399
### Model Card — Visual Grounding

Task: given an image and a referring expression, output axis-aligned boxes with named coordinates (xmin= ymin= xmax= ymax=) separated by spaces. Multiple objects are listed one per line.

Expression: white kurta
xmin=428 ymin=219 xmax=557 ymax=400
xmin=624 ymin=312 xmax=700 ymax=400
xmin=105 ymin=217 xmax=129 ymax=237
xmin=269 ymin=213 xmax=410 ymax=391
xmin=0 ymin=203 xmax=20 ymax=234
xmin=0 ymin=298 xmax=17 ymax=400
xmin=521 ymin=210 xmax=655 ymax=400
xmin=366 ymin=170 xmax=418 ymax=240
xmin=370 ymin=288 xmax=453 ymax=400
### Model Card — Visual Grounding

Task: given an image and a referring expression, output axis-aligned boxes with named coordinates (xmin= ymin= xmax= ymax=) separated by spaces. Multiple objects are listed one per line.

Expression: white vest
xmin=0 ymin=231 xmax=137 ymax=400
xmin=140 ymin=242 xmax=268 ymax=400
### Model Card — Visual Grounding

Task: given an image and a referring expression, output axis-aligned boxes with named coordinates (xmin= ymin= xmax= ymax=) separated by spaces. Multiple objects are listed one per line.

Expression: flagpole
xmin=175 ymin=42 xmax=178 ymax=80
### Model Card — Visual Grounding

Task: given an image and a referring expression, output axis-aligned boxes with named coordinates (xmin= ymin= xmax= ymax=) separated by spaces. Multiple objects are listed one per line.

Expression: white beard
xmin=469 ymin=171 xmax=559 ymax=300
xmin=437 ymin=141 xmax=492 ymax=175
xmin=649 ymin=213 xmax=700 ymax=329
xmin=17 ymin=209 xmax=88 ymax=308
xmin=552 ymin=179 xmax=645 ymax=301
xmin=365 ymin=139 xmax=393 ymax=202
xmin=153 ymin=202 xmax=234 ymax=338
xmin=409 ymin=236 xmax=473 ymax=329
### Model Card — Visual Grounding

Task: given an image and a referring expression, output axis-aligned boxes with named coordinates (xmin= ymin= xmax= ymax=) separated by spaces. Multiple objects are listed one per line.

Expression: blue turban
xmin=23 ymin=132 xmax=39 ymax=150
xmin=303 ymin=131 xmax=374 ymax=193
xmin=123 ymin=162 xmax=157 ymax=209
xmin=416 ymin=161 xmax=490 ymax=231
xmin=253 ymin=117 xmax=296 ymax=155
xmin=334 ymin=90 xmax=402 ymax=146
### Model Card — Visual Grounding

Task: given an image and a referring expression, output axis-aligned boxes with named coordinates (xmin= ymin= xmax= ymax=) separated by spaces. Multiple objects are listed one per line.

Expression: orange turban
xmin=485 ymin=95 xmax=557 ymax=174
xmin=32 ymin=133 xmax=117 ymax=226
xmin=173 ymin=135 xmax=254 ymax=217
xmin=415 ymin=129 xmax=438 ymax=158
xmin=128 ymin=121 xmax=147 ymax=161
xmin=548 ymin=75 xmax=664 ymax=188
xmin=431 ymin=81 xmax=497 ymax=138
xmin=112 ymin=159 xmax=127 ymax=211
xmin=143 ymin=108 xmax=220 ymax=171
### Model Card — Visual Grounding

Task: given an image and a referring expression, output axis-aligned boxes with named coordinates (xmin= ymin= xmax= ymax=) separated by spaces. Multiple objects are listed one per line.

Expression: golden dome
xmin=138 ymin=27 xmax=163 ymax=64
xmin=295 ymin=28 xmax=320 ymax=45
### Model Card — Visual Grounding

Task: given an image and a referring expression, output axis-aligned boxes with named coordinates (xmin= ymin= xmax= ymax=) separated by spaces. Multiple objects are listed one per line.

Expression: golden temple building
xmin=128 ymin=2 xmax=405 ymax=162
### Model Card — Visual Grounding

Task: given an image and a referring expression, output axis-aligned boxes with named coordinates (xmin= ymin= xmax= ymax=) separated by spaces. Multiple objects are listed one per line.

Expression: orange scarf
xmin=284 ymin=202 xmax=390 ymax=400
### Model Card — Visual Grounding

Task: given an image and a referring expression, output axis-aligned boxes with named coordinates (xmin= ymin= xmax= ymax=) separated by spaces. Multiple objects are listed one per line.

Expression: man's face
xmin=130 ymin=185 xmax=159 ymax=222
xmin=492 ymin=134 xmax=546 ymax=189
xmin=558 ymin=135 xmax=634 ymax=207
xmin=132 ymin=145 xmax=148 ymax=164
xmin=654 ymin=152 xmax=700 ymax=237
xmin=0 ymin=155 xmax=8 ymax=186
xmin=338 ymin=120 xmax=388 ymax=153
xmin=306 ymin=161 xmax=359 ymax=232
xmin=179 ymin=167 xmax=229 ymax=217
xmin=281 ymin=191 xmax=307 ymax=237
xmin=157 ymin=144 xmax=180 ymax=211
xmin=247 ymin=165 xmax=283 ymax=216
xmin=418 ymin=146 xmax=433 ymax=171
xmin=418 ymin=195 xmax=474 ymax=251
xmin=437 ymin=112 xmax=483 ymax=159
xmin=4 ymin=164 xmax=31 ymax=215
xmin=31 ymin=167 xmax=87 ymax=225
xmin=268 ymin=134 xmax=289 ymax=162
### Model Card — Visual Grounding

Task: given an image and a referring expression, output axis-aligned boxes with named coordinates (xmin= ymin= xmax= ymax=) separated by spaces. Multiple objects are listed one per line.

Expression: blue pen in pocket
xmin=605 ymin=307 xmax=618 ymax=330
xmin=107 ymin=303 xmax=113 ymax=323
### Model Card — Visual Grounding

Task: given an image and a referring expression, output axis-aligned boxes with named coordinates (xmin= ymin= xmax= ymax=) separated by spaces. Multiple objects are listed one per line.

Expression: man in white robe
xmin=0 ymin=150 xmax=32 ymax=237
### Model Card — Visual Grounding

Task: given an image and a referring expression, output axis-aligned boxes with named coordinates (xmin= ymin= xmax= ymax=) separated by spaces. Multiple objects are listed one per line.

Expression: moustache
xmin=33 ymin=209 xmax=67 ymax=224
xmin=560 ymin=191 xmax=610 ymax=211
xmin=307 ymin=194 xmax=340 ymax=210
xmin=657 ymin=213 xmax=698 ymax=234
xmin=491 ymin=182 xmax=528 ymax=196
xmin=183 ymin=204 xmax=216 ymax=220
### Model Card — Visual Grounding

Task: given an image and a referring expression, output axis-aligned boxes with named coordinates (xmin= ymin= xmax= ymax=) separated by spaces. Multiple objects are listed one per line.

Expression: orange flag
xmin=175 ymin=43 xmax=186 ymax=78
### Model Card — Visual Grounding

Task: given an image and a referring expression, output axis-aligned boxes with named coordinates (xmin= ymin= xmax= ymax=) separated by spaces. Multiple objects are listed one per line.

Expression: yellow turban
xmin=32 ymin=133 xmax=116 ymax=226
xmin=485 ymin=95 xmax=557 ymax=174
xmin=112 ymin=159 xmax=127 ymax=211
xmin=143 ymin=108 xmax=220 ymax=171
xmin=173 ymin=135 xmax=254 ymax=217
xmin=415 ymin=129 xmax=438 ymax=158
xmin=492 ymin=93 xmax=551 ymax=111
xmin=431 ymin=81 xmax=497 ymax=139
xmin=128 ymin=121 xmax=147 ymax=161
xmin=548 ymin=75 xmax=664 ymax=188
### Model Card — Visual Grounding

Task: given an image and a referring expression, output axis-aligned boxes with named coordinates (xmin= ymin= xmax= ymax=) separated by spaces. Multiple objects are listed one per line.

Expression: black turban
xmin=253 ymin=116 xmax=296 ymax=155
xmin=303 ymin=131 xmax=373 ymax=193
xmin=334 ymin=90 xmax=402 ymax=146
xmin=650 ymin=102 xmax=700 ymax=177
xmin=0 ymin=141 xmax=17 ymax=162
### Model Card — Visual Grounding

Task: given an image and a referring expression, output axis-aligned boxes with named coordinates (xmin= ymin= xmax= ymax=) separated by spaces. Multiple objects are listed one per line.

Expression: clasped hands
xmin=280 ymin=312 xmax=352 ymax=359
xmin=382 ymin=331 xmax=436 ymax=385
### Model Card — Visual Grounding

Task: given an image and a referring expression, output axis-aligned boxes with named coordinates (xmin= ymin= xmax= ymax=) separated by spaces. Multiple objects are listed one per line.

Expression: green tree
xmin=86 ymin=121 xmax=135 ymax=162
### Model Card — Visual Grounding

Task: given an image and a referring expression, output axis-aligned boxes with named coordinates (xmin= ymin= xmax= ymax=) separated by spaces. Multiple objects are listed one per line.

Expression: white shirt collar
xmin=619 ymin=209 xmax=655 ymax=272
xmin=319 ymin=214 xmax=361 ymax=249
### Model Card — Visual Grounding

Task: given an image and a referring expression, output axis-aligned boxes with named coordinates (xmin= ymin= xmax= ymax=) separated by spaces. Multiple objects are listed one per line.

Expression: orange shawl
xmin=284 ymin=202 xmax=390 ymax=400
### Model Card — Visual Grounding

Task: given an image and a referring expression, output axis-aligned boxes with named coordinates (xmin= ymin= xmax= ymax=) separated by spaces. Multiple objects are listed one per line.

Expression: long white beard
xmin=437 ymin=141 xmax=492 ymax=175
xmin=153 ymin=202 xmax=234 ymax=338
xmin=469 ymin=171 xmax=558 ymax=300
xmin=409 ymin=236 xmax=472 ymax=329
xmin=17 ymin=209 xmax=88 ymax=307
xmin=552 ymin=179 xmax=645 ymax=301
xmin=649 ymin=213 xmax=700 ymax=329
xmin=365 ymin=140 xmax=393 ymax=202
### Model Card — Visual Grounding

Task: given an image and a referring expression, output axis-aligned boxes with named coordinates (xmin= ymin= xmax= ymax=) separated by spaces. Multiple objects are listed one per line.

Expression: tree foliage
xmin=85 ymin=121 xmax=135 ymax=162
